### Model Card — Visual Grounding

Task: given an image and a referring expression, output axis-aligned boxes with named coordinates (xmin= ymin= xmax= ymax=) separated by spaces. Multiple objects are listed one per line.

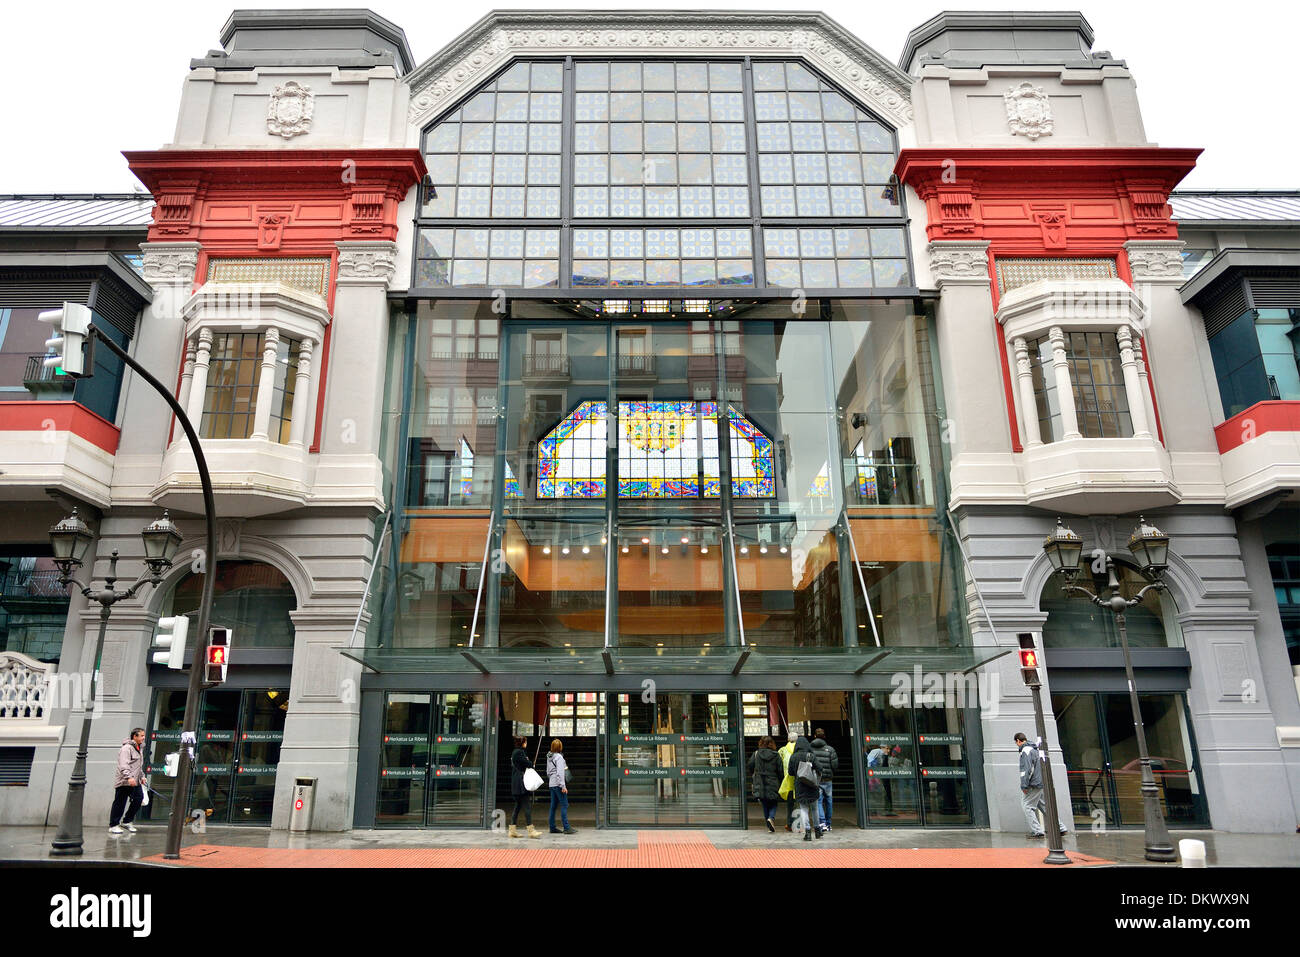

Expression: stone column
xmin=1048 ymin=326 xmax=1082 ymax=439
xmin=1012 ymin=336 xmax=1043 ymax=447
xmin=177 ymin=338 xmax=197 ymax=413
xmin=250 ymin=326 xmax=282 ymax=441
xmin=1115 ymin=325 xmax=1152 ymax=437
xmin=288 ymin=336 xmax=315 ymax=448
xmin=185 ymin=328 xmax=214 ymax=427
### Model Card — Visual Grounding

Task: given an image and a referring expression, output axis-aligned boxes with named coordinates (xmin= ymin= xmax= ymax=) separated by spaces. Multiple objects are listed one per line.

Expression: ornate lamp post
xmin=48 ymin=509 xmax=183 ymax=856
xmin=1043 ymin=516 xmax=1177 ymax=863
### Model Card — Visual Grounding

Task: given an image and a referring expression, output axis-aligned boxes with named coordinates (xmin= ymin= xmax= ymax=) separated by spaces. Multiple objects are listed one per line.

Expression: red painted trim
xmin=1215 ymin=401 xmax=1300 ymax=454
xmin=0 ymin=401 xmax=121 ymax=454
xmin=899 ymin=147 xmax=1201 ymax=451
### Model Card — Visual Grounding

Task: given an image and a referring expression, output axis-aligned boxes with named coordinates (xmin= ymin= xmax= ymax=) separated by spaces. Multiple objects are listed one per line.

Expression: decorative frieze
xmin=335 ymin=241 xmax=398 ymax=285
xmin=140 ymin=242 xmax=201 ymax=284
xmin=407 ymin=14 xmax=914 ymax=129
xmin=927 ymin=241 xmax=990 ymax=286
xmin=1124 ymin=240 xmax=1186 ymax=283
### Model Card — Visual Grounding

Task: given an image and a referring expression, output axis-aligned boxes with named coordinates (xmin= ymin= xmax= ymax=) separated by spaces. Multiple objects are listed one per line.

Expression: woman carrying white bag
xmin=509 ymin=735 xmax=543 ymax=839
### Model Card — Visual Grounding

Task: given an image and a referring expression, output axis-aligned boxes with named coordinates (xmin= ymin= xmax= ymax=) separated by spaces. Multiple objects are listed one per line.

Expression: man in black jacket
xmin=810 ymin=728 xmax=839 ymax=833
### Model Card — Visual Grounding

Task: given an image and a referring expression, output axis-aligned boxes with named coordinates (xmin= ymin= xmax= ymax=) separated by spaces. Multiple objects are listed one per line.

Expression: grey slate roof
xmin=1170 ymin=191 xmax=1300 ymax=226
xmin=0 ymin=194 xmax=155 ymax=230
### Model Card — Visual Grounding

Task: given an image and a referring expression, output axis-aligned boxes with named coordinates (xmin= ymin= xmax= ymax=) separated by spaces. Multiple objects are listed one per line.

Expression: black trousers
xmin=109 ymin=784 xmax=142 ymax=826
xmin=511 ymin=794 xmax=532 ymax=825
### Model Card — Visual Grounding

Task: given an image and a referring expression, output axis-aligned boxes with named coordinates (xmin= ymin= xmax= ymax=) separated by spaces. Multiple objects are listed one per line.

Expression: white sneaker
xmin=108 ymin=825 xmax=124 ymax=835
xmin=123 ymin=823 xmax=138 ymax=833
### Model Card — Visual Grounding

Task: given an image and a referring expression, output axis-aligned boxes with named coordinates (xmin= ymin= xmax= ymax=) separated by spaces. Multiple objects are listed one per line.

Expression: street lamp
xmin=48 ymin=509 xmax=183 ymax=857
xmin=1043 ymin=515 xmax=1178 ymax=862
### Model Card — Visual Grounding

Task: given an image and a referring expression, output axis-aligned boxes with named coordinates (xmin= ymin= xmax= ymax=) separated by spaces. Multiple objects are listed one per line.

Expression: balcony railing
xmin=1 ymin=569 xmax=67 ymax=599
xmin=617 ymin=353 xmax=656 ymax=377
xmin=523 ymin=353 xmax=571 ymax=379
xmin=22 ymin=355 xmax=69 ymax=388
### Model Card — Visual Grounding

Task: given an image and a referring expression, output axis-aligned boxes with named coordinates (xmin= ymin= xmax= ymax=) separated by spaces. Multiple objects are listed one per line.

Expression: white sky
xmin=0 ymin=0 xmax=1294 ymax=193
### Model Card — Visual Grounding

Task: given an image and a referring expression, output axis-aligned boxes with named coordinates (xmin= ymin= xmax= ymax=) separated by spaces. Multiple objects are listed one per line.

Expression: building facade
xmin=1 ymin=9 xmax=1297 ymax=834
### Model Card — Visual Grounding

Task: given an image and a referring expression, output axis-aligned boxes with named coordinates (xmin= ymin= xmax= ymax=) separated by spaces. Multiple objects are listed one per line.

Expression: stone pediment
xmin=406 ymin=11 xmax=914 ymax=129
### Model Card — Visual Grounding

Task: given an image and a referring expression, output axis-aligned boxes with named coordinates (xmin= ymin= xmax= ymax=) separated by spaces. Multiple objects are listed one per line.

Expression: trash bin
xmin=289 ymin=777 xmax=316 ymax=832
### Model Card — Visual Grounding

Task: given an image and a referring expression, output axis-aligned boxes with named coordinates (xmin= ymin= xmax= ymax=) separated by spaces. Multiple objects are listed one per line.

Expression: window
xmin=417 ymin=58 xmax=905 ymax=293
xmin=535 ymin=400 xmax=775 ymax=499
xmin=1028 ymin=332 xmax=1133 ymax=440
xmin=200 ymin=332 xmax=301 ymax=442
xmin=1 ymin=554 xmax=70 ymax=664
xmin=1207 ymin=308 xmax=1300 ymax=417
xmin=165 ymin=560 xmax=297 ymax=648
xmin=1267 ymin=542 xmax=1300 ymax=666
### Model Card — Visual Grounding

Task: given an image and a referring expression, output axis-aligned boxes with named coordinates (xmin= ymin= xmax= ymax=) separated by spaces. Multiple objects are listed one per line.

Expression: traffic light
xmin=1017 ymin=632 xmax=1041 ymax=687
xmin=163 ymin=752 xmax=180 ymax=777
xmin=36 ymin=301 xmax=93 ymax=377
xmin=205 ymin=626 xmax=232 ymax=683
xmin=152 ymin=615 xmax=190 ymax=670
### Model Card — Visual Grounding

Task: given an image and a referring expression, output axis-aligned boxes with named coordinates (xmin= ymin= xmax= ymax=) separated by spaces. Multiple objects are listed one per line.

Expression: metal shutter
xmin=0 ymin=747 xmax=35 ymax=786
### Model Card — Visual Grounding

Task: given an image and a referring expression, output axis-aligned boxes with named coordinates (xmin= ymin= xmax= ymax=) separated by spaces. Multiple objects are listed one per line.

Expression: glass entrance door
xmin=859 ymin=690 xmax=973 ymax=826
xmin=1053 ymin=691 xmax=1208 ymax=828
xmin=377 ymin=691 xmax=487 ymax=827
xmin=607 ymin=692 xmax=742 ymax=826
xmin=143 ymin=687 xmax=288 ymax=825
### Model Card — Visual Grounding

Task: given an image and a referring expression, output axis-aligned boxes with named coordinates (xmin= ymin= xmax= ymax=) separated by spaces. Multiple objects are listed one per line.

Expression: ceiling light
xmin=779 ymin=545 xmax=788 ymax=554
xmin=600 ymin=536 xmax=607 ymax=545
xmin=700 ymin=545 xmax=709 ymax=554
xmin=621 ymin=545 xmax=629 ymax=553
xmin=739 ymin=546 xmax=749 ymax=555
xmin=582 ymin=545 xmax=590 ymax=554
xmin=661 ymin=546 xmax=669 ymax=554
xmin=759 ymin=545 xmax=768 ymax=554
xmin=680 ymin=536 xmax=689 ymax=543
xmin=641 ymin=537 xmax=650 ymax=544
xmin=542 ymin=545 xmax=551 ymax=554
xmin=561 ymin=546 xmax=570 ymax=555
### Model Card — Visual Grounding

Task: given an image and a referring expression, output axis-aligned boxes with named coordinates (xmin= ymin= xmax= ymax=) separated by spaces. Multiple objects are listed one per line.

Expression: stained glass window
xmin=536 ymin=400 xmax=775 ymax=499
xmin=504 ymin=461 xmax=523 ymax=498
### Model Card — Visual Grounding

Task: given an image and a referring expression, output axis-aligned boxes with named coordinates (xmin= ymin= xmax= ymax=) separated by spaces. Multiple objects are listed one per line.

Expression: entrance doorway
xmin=495 ymin=691 xmax=601 ymax=830
xmin=743 ymin=691 xmax=857 ymax=830
xmin=1052 ymin=691 xmax=1208 ymax=828
xmin=376 ymin=692 xmax=488 ymax=827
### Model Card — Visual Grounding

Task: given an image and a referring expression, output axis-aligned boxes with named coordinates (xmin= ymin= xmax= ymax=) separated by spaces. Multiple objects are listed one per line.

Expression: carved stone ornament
xmin=140 ymin=243 xmax=201 ymax=284
xmin=927 ymin=241 xmax=991 ymax=286
xmin=406 ymin=13 xmax=914 ymax=129
xmin=1124 ymin=241 xmax=1186 ymax=282
xmin=1004 ymin=82 xmax=1054 ymax=141
xmin=336 ymin=241 xmax=398 ymax=285
xmin=266 ymin=81 xmax=315 ymax=140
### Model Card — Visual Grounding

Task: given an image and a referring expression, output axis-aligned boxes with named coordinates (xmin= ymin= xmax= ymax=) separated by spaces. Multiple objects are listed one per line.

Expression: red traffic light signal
xmin=1017 ymin=633 xmax=1041 ymax=687
xmin=204 ymin=626 xmax=232 ymax=683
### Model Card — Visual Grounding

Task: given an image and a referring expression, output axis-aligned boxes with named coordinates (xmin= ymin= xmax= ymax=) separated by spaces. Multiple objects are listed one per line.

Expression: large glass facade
xmin=416 ymin=57 xmax=911 ymax=294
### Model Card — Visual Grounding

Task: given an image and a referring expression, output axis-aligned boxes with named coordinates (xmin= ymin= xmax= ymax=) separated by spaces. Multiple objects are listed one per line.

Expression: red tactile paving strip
xmin=143 ymin=834 xmax=1111 ymax=868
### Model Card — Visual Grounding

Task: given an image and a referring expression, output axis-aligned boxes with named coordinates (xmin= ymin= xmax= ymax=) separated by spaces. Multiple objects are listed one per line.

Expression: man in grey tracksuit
xmin=1016 ymin=732 xmax=1046 ymax=838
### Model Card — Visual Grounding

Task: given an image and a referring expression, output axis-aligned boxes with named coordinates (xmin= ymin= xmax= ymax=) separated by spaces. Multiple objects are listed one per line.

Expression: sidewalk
xmin=3 ymin=824 xmax=1295 ymax=867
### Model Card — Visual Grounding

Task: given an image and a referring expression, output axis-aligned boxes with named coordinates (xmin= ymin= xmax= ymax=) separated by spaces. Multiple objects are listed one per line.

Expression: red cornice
xmin=0 ymin=401 xmax=121 ymax=454
xmin=895 ymin=147 xmax=1202 ymax=245
xmin=123 ymin=148 xmax=427 ymax=246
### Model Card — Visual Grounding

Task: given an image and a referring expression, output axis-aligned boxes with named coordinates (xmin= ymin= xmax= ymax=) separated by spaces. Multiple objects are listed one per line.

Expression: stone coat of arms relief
xmin=267 ymin=81 xmax=314 ymax=139
xmin=1004 ymin=81 xmax=1054 ymax=141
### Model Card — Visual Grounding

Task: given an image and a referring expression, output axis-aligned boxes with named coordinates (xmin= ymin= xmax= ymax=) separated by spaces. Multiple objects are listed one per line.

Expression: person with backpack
xmin=787 ymin=734 xmax=823 ymax=841
xmin=748 ymin=735 xmax=784 ymax=832
xmin=509 ymin=735 xmax=542 ymax=839
xmin=809 ymin=728 xmax=839 ymax=833
xmin=546 ymin=738 xmax=577 ymax=835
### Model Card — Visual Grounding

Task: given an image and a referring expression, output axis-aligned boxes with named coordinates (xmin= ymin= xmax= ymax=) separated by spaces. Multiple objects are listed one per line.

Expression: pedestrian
xmin=810 ymin=727 xmax=839 ymax=833
xmin=108 ymin=727 xmax=146 ymax=835
xmin=787 ymin=734 xmax=823 ymax=841
xmin=1016 ymin=731 xmax=1048 ymax=839
xmin=509 ymin=735 xmax=541 ymax=839
xmin=748 ymin=735 xmax=784 ymax=832
xmin=546 ymin=738 xmax=577 ymax=835
xmin=1016 ymin=732 xmax=1067 ymax=839
xmin=777 ymin=731 xmax=798 ymax=831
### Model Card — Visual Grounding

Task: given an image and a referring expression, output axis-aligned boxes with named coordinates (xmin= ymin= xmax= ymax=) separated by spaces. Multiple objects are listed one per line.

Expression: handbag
xmin=523 ymin=767 xmax=544 ymax=792
xmin=796 ymin=751 xmax=820 ymax=788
